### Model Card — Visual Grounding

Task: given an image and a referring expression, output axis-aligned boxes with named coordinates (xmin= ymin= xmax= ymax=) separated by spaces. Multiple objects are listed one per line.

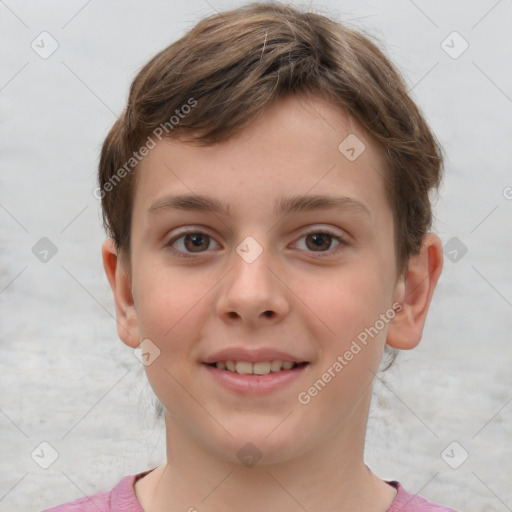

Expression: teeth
xmin=270 ymin=360 xmax=283 ymax=372
xmin=235 ymin=361 xmax=252 ymax=374
xmin=253 ymin=362 xmax=271 ymax=375
xmin=215 ymin=360 xmax=299 ymax=374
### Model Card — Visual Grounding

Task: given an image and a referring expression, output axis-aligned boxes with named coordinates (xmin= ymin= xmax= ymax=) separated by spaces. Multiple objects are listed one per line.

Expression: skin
xmin=103 ymin=93 xmax=443 ymax=512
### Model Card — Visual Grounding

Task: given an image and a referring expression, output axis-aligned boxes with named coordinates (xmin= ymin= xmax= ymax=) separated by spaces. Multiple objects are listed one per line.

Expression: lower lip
xmin=202 ymin=363 xmax=309 ymax=394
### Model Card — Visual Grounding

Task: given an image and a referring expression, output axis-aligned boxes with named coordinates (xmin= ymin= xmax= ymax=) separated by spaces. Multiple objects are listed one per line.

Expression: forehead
xmin=132 ymin=94 xmax=390 ymax=227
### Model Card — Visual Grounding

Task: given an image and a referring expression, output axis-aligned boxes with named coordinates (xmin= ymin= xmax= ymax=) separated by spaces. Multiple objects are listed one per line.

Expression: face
xmin=116 ymin=94 xmax=405 ymax=465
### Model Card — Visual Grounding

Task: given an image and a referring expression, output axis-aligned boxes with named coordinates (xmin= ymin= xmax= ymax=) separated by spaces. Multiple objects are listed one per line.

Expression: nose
xmin=215 ymin=243 xmax=290 ymax=327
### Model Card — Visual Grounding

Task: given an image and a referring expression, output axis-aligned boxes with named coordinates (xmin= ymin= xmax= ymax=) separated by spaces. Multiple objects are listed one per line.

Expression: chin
xmin=205 ymin=422 xmax=311 ymax=467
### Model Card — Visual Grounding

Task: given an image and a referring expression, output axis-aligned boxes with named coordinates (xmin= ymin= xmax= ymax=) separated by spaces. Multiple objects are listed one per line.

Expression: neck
xmin=136 ymin=391 xmax=397 ymax=512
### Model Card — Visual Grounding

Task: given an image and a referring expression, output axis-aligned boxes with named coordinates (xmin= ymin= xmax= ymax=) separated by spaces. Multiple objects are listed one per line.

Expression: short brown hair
xmin=98 ymin=1 xmax=442 ymax=279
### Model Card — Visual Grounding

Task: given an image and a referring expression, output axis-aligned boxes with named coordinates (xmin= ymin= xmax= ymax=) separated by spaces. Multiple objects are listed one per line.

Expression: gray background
xmin=1 ymin=1 xmax=511 ymax=511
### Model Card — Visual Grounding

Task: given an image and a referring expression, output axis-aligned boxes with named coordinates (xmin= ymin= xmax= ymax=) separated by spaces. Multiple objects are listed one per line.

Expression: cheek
xmin=299 ymin=272 xmax=391 ymax=411
xmin=299 ymin=261 xmax=393 ymax=344
xmin=132 ymin=265 xmax=228 ymax=421
xmin=134 ymin=271 xmax=210 ymax=413
xmin=295 ymin=260 xmax=395 ymax=404
xmin=134 ymin=268 xmax=210 ymax=351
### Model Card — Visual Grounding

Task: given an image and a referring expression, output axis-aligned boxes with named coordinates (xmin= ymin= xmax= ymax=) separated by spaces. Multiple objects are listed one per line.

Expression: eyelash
xmin=166 ymin=227 xmax=348 ymax=259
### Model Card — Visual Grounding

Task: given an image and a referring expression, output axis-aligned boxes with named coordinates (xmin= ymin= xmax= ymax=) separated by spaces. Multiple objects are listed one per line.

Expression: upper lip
xmin=202 ymin=347 xmax=309 ymax=364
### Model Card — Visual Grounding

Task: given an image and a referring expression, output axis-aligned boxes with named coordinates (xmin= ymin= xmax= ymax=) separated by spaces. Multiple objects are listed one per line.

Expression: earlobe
xmin=101 ymin=239 xmax=140 ymax=348
xmin=386 ymin=234 xmax=443 ymax=350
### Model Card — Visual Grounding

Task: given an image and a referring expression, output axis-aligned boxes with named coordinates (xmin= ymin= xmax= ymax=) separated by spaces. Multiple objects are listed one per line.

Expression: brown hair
xmin=98 ymin=1 xmax=443 ymax=368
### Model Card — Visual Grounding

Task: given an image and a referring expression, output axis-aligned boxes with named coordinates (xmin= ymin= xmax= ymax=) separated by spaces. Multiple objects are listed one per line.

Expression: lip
xmin=202 ymin=362 xmax=310 ymax=394
xmin=202 ymin=347 xmax=309 ymax=365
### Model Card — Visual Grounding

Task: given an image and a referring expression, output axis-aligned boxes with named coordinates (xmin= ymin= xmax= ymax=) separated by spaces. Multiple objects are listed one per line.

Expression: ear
xmin=386 ymin=233 xmax=443 ymax=350
xmin=101 ymin=239 xmax=140 ymax=348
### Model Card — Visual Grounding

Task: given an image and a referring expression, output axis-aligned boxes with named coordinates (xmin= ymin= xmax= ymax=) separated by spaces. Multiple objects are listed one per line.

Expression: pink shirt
xmin=42 ymin=469 xmax=459 ymax=511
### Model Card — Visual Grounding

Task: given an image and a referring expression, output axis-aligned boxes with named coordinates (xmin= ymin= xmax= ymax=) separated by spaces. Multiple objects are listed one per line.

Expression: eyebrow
xmin=146 ymin=193 xmax=371 ymax=218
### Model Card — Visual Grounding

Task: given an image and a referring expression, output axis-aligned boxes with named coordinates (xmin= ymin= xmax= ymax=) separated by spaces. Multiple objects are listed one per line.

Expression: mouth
xmin=203 ymin=360 xmax=309 ymax=375
xmin=202 ymin=359 xmax=310 ymax=394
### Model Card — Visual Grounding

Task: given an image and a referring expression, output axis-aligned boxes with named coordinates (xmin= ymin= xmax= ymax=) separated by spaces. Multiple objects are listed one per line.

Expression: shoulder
xmin=386 ymin=481 xmax=460 ymax=512
xmin=41 ymin=473 xmax=144 ymax=512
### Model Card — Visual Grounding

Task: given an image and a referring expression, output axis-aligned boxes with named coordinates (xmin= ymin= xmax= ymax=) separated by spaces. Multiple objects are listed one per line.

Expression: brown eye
xmin=183 ymin=233 xmax=210 ymax=252
xmin=305 ymin=233 xmax=334 ymax=251
xmin=294 ymin=229 xmax=345 ymax=256
xmin=169 ymin=231 xmax=221 ymax=257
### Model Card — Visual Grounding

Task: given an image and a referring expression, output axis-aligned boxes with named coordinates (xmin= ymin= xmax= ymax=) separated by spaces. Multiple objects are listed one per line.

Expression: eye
xmin=293 ymin=229 xmax=345 ymax=255
xmin=166 ymin=227 xmax=347 ymax=258
xmin=167 ymin=229 xmax=221 ymax=257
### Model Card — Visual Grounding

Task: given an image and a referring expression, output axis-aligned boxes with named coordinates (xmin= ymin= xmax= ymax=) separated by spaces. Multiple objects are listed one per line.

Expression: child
xmin=45 ymin=2 xmax=458 ymax=511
